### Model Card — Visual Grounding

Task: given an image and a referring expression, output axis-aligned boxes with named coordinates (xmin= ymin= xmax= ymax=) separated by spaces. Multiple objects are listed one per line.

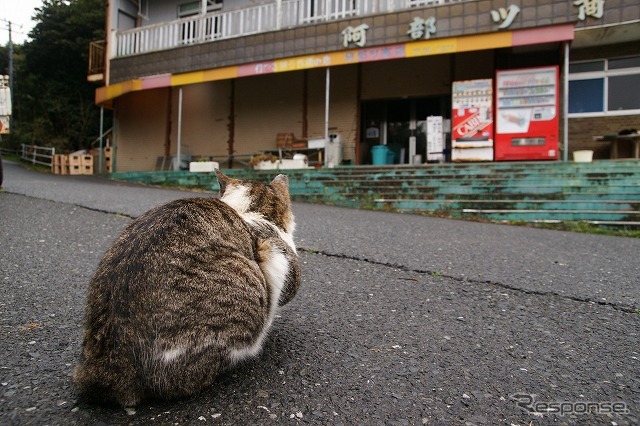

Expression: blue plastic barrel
xmin=371 ymin=145 xmax=388 ymax=165
xmin=386 ymin=150 xmax=395 ymax=165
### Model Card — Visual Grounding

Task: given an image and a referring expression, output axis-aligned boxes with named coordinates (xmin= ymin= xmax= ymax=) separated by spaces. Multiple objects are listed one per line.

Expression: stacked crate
xmin=104 ymin=147 xmax=113 ymax=173
xmin=68 ymin=154 xmax=83 ymax=175
xmin=81 ymin=155 xmax=94 ymax=175
xmin=52 ymin=148 xmax=112 ymax=175
xmin=52 ymin=154 xmax=69 ymax=175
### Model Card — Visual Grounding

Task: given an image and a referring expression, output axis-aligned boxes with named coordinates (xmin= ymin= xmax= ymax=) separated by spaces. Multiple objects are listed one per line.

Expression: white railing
xmin=21 ymin=144 xmax=55 ymax=169
xmin=114 ymin=0 xmax=461 ymax=58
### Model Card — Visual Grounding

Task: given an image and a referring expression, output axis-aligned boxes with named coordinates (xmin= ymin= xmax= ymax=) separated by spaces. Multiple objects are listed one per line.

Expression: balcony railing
xmin=89 ymin=40 xmax=106 ymax=75
xmin=113 ymin=0 xmax=462 ymax=58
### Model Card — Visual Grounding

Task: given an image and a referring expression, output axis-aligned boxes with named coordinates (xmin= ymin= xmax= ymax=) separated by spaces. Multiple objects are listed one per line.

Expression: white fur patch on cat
xmin=228 ymin=244 xmax=289 ymax=365
xmin=160 ymin=346 xmax=187 ymax=364
xmin=220 ymin=184 xmax=251 ymax=214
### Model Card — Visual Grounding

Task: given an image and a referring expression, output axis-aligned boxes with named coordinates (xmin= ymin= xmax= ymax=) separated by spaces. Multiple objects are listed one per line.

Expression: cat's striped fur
xmin=73 ymin=171 xmax=300 ymax=407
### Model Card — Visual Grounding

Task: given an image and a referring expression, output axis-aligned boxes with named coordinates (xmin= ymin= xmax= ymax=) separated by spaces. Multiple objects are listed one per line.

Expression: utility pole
xmin=1 ymin=18 xmax=16 ymax=135
xmin=8 ymin=21 xmax=13 ymax=135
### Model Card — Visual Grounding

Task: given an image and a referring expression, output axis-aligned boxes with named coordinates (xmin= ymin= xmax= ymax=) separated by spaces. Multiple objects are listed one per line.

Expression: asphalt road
xmin=1 ymin=159 xmax=639 ymax=425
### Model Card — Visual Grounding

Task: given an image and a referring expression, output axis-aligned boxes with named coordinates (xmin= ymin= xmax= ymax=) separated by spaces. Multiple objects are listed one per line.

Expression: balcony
xmin=88 ymin=40 xmax=106 ymax=82
xmin=112 ymin=0 xmax=463 ymax=58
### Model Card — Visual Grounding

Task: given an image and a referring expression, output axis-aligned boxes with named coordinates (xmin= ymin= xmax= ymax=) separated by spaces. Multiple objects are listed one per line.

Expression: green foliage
xmin=5 ymin=0 xmax=107 ymax=152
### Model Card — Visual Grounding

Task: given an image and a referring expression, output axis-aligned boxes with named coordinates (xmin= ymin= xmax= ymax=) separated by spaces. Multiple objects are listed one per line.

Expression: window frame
xmin=568 ymin=56 xmax=640 ymax=118
xmin=178 ymin=0 xmax=222 ymax=19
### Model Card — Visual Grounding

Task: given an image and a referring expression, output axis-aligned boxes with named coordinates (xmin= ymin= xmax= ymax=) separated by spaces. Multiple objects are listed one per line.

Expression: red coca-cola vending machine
xmin=451 ymin=79 xmax=494 ymax=162
xmin=494 ymin=66 xmax=559 ymax=161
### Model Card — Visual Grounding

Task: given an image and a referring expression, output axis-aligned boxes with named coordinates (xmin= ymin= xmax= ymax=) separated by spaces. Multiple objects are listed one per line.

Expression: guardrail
xmin=21 ymin=144 xmax=55 ymax=169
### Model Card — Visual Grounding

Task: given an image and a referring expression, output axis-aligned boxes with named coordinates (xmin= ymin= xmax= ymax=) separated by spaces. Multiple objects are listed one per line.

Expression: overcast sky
xmin=0 ymin=0 xmax=42 ymax=45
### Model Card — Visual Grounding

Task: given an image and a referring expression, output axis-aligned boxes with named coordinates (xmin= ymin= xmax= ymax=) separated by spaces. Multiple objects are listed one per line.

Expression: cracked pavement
xmin=1 ymin=159 xmax=639 ymax=425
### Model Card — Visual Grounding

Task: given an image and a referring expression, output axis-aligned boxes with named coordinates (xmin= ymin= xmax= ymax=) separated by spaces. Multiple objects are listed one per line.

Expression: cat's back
xmin=92 ymin=196 xmax=260 ymax=296
xmin=121 ymin=197 xmax=253 ymax=254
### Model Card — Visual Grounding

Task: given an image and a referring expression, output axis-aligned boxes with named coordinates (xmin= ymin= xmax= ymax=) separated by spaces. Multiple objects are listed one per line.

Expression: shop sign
xmin=341 ymin=24 xmax=370 ymax=48
xmin=573 ymin=0 xmax=604 ymax=20
xmin=490 ymin=5 xmax=521 ymax=29
xmin=407 ymin=17 xmax=436 ymax=40
xmin=344 ymin=45 xmax=406 ymax=63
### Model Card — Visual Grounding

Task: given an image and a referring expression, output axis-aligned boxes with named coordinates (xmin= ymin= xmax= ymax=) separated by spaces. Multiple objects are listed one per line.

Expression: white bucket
xmin=573 ymin=150 xmax=593 ymax=163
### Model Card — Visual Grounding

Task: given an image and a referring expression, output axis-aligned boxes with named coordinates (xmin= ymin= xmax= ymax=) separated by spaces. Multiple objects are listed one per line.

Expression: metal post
xmin=563 ymin=41 xmax=570 ymax=162
xmin=177 ymin=87 xmax=183 ymax=170
xmin=98 ymin=106 xmax=104 ymax=174
xmin=325 ymin=67 xmax=330 ymax=167
xmin=276 ymin=0 xmax=282 ymax=29
xmin=8 ymin=21 xmax=14 ymax=135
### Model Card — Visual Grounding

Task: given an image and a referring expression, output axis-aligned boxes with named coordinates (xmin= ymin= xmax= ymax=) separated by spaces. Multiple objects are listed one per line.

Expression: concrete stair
xmin=110 ymin=159 xmax=640 ymax=226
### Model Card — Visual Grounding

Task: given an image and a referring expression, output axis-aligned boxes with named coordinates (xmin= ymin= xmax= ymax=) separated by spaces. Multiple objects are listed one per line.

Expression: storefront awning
xmin=96 ymin=23 xmax=574 ymax=105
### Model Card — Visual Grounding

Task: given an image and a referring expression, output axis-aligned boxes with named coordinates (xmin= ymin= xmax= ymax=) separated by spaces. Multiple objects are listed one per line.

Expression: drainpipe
xmin=177 ymin=87 xmax=183 ymax=170
xmin=563 ymin=41 xmax=570 ymax=162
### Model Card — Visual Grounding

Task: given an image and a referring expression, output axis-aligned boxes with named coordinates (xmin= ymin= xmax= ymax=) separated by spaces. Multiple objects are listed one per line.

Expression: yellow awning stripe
xmin=96 ymin=24 xmax=573 ymax=105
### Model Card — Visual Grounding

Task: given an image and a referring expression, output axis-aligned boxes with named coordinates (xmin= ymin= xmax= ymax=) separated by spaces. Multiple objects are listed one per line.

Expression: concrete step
xmin=457 ymin=209 xmax=640 ymax=223
xmin=371 ymin=198 xmax=640 ymax=212
xmin=298 ymin=185 xmax=640 ymax=198
xmin=109 ymin=160 xmax=640 ymax=225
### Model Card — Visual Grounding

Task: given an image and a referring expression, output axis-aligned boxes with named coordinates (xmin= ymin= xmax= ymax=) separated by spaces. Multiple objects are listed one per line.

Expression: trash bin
xmin=371 ymin=145 xmax=389 ymax=165
xmin=386 ymin=150 xmax=395 ymax=165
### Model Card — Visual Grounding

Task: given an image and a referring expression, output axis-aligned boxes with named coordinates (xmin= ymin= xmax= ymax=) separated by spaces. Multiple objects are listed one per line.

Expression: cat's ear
xmin=271 ymin=174 xmax=289 ymax=188
xmin=215 ymin=169 xmax=232 ymax=196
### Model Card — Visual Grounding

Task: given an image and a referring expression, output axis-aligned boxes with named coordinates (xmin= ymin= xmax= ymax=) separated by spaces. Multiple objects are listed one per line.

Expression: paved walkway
xmin=1 ymin=159 xmax=638 ymax=425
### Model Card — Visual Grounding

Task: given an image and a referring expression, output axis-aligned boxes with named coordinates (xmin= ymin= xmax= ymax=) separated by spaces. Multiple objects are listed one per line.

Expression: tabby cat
xmin=73 ymin=170 xmax=301 ymax=407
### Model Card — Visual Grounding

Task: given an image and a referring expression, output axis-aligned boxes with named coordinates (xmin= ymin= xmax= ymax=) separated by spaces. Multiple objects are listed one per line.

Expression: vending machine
xmin=494 ymin=66 xmax=559 ymax=161
xmin=451 ymin=79 xmax=494 ymax=162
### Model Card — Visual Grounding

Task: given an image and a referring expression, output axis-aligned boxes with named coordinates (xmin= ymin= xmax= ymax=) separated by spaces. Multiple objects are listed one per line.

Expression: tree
xmin=9 ymin=0 xmax=106 ymax=152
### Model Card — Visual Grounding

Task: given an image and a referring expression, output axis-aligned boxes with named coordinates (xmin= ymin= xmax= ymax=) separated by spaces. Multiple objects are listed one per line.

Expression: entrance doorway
xmin=360 ymin=97 xmax=450 ymax=165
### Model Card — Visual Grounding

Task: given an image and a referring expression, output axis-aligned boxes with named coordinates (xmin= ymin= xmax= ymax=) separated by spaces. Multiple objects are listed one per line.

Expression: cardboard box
xmin=308 ymin=138 xmax=326 ymax=149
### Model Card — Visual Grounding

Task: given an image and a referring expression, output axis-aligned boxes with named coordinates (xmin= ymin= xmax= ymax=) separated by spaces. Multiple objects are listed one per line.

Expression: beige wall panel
xmin=170 ymin=81 xmax=231 ymax=159
xmin=115 ymin=88 xmax=169 ymax=172
xmin=361 ymin=56 xmax=451 ymax=100
xmin=235 ymin=73 xmax=304 ymax=154
xmin=307 ymin=66 xmax=359 ymax=162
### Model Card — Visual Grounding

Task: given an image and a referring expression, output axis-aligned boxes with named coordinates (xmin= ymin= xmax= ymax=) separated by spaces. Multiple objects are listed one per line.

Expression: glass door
xmin=361 ymin=97 xmax=447 ymax=165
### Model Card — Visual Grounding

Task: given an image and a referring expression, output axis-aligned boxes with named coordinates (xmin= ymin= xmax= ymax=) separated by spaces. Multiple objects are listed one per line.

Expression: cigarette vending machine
xmin=451 ymin=79 xmax=494 ymax=162
xmin=494 ymin=66 xmax=559 ymax=161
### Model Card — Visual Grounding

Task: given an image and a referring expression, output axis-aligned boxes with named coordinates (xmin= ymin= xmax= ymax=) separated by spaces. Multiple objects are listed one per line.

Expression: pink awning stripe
xmin=512 ymin=24 xmax=574 ymax=46
xmin=141 ymin=74 xmax=172 ymax=90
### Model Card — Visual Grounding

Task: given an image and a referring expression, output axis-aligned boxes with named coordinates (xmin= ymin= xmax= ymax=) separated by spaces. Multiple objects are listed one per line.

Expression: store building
xmin=91 ymin=0 xmax=640 ymax=172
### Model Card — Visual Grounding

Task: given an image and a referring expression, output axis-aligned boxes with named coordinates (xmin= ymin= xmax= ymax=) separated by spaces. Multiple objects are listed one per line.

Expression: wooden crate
xmin=52 ymin=154 xmax=61 ymax=174
xmin=276 ymin=133 xmax=295 ymax=148
xmin=68 ymin=154 xmax=83 ymax=167
xmin=104 ymin=147 xmax=113 ymax=173
xmin=82 ymin=155 xmax=94 ymax=175
xmin=69 ymin=165 xmax=82 ymax=175
xmin=52 ymin=154 xmax=69 ymax=175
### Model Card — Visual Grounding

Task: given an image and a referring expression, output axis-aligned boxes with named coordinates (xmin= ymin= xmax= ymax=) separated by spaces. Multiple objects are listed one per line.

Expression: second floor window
xmin=178 ymin=0 xmax=224 ymax=43
xmin=178 ymin=0 xmax=223 ymax=18
xmin=569 ymin=56 xmax=640 ymax=116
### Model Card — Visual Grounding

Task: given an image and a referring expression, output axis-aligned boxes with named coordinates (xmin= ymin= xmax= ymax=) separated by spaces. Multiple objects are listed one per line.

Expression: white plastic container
xmin=573 ymin=150 xmax=593 ymax=163
xmin=189 ymin=161 xmax=220 ymax=172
